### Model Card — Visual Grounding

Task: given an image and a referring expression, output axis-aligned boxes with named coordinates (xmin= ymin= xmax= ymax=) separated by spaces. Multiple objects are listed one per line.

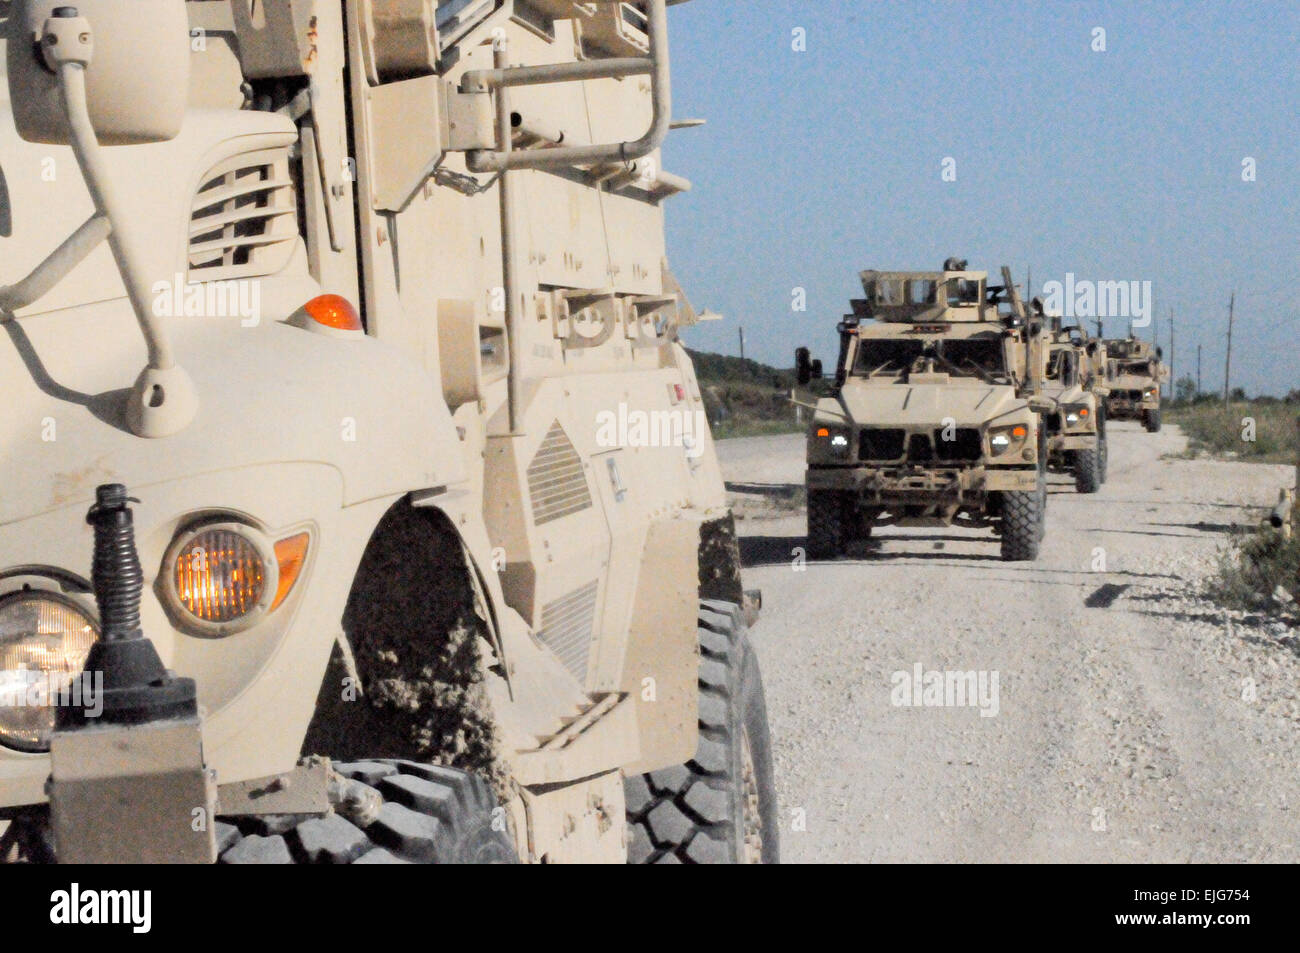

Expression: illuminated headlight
xmin=1063 ymin=404 xmax=1091 ymax=427
xmin=161 ymin=522 xmax=309 ymax=637
xmin=1143 ymin=387 xmax=1158 ymax=398
xmin=815 ymin=426 xmax=852 ymax=457
xmin=0 ymin=591 xmax=98 ymax=752
xmin=988 ymin=423 xmax=1029 ymax=457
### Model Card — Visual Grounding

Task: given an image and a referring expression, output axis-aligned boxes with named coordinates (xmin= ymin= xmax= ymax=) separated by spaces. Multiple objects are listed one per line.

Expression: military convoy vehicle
xmin=0 ymin=0 xmax=778 ymax=864
xmin=1037 ymin=314 xmax=1108 ymax=493
xmin=795 ymin=260 xmax=1050 ymax=562
xmin=1104 ymin=336 xmax=1166 ymax=432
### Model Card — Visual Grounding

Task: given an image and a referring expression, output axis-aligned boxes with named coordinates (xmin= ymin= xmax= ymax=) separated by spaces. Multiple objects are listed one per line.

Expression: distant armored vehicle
xmin=1037 ymin=314 xmax=1108 ymax=493
xmin=795 ymin=261 xmax=1049 ymax=562
xmin=1105 ymin=337 xmax=1166 ymax=432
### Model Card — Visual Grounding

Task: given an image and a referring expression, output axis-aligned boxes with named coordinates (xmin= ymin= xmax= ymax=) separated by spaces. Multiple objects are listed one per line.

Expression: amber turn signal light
xmin=271 ymin=532 xmax=310 ymax=610
xmin=303 ymin=294 xmax=363 ymax=332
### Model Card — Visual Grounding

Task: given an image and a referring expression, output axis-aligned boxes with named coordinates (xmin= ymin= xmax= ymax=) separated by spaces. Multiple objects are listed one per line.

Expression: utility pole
xmin=738 ymin=326 xmax=745 ymax=363
xmin=1223 ymin=291 xmax=1235 ymax=402
xmin=1026 ymin=265 xmax=1032 ymax=302
xmin=1169 ymin=307 xmax=1174 ymax=400
xmin=1196 ymin=344 xmax=1202 ymax=396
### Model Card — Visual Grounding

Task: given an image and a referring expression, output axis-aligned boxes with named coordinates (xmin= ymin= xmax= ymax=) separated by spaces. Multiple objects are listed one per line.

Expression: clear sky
xmin=664 ymin=0 xmax=1299 ymax=397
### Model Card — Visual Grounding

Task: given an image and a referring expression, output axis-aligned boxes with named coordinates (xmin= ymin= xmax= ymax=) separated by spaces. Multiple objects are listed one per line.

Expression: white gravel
xmin=722 ymin=423 xmax=1299 ymax=862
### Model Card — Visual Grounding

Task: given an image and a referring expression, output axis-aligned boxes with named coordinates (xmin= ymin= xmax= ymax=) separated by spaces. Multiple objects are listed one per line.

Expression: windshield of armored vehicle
xmin=854 ymin=335 xmax=1007 ymax=380
xmin=1046 ymin=350 xmax=1064 ymax=380
xmin=1118 ymin=360 xmax=1154 ymax=376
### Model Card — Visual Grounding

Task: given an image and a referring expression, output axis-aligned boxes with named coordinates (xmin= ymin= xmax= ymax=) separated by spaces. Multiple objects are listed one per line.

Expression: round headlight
xmin=163 ymin=523 xmax=276 ymax=635
xmin=0 ymin=591 xmax=98 ymax=752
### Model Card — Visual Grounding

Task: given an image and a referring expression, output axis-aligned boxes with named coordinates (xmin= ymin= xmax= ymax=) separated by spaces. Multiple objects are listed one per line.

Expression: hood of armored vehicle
xmin=0 ymin=299 xmax=453 ymax=526
xmin=831 ymin=381 xmax=1028 ymax=427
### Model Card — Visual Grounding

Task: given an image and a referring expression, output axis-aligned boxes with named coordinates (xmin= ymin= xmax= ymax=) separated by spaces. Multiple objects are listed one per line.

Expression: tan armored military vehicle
xmin=795 ymin=260 xmax=1049 ymax=562
xmin=1104 ymin=336 xmax=1165 ymax=432
xmin=0 ymin=0 xmax=778 ymax=864
xmin=1037 ymin=314 xmax=1108 ymax=493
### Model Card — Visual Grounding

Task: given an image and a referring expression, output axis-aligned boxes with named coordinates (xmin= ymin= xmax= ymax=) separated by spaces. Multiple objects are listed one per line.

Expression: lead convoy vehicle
xmin=0 ymin=0 xmax=778 ymax=864
xmin=795 ymin=261 xmax=1050 ymax=563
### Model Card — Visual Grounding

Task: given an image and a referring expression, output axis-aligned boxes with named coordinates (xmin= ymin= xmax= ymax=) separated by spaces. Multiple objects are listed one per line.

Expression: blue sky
xmin=664 ymin=0 xmax=1299 ymax=396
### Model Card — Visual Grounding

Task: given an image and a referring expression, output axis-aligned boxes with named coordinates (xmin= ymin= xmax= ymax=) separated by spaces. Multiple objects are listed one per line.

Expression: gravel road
xmin=721 ymin=424 xmax=1299 ymax=863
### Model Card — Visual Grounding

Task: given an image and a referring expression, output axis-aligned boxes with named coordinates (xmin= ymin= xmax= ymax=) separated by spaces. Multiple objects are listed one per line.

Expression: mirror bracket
xmin=40 ymin=9 xmax=197 ymax=437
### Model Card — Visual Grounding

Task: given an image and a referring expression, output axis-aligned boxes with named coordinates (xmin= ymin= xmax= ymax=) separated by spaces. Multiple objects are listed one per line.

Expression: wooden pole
xmin=1223 ymin=291 xmax=1235 ymax=403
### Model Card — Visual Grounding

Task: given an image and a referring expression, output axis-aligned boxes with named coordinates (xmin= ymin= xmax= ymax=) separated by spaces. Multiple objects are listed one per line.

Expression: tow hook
xmin=47 ymin=484 xmax=216 ymax=863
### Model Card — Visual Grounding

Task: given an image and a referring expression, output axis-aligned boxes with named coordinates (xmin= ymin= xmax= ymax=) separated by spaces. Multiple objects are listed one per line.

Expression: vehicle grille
xmin=538 ymin=580 xmax=599 ymax=682
xmin=858 ymin=428 xmax=906 ymax=461
xmin=932 ymin=427 xmax=982 ymax=462
xmin=189 ymin=148 xmax=298 ymax=282
xmin=528 ymin=421 xmax=593 ymax=524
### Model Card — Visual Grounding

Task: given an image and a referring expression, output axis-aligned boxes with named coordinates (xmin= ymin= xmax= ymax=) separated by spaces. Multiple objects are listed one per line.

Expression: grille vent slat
xmin=527 ymin=421 xmax=593 ymax=524
xmin=188 ymin=149 xmax=297 ymax=283
xmin=538 ymin=580 xmax=600 ymax=682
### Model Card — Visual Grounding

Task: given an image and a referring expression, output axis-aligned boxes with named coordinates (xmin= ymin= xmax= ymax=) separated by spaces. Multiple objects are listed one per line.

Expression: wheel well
xmin=699 ymin=513 xmax=744 ymax=606
xmin=300 ymin=498 xmax=507 ymax=792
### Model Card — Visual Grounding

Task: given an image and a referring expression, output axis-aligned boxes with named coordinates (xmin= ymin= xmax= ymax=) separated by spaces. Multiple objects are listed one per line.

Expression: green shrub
xmin=1207 ymin=527 xmax=1300 ymax=614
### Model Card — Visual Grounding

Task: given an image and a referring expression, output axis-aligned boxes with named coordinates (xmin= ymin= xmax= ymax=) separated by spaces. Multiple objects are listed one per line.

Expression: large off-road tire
xmin=806 ymin=490 xmax=846 ymax=558
xmin=1071 ymin=446 xmax=1102 ymax=494
xmin=1000 ymin=482 xmax=1043 ymax=562
xmin=217 ymin=760 xmax=516 ymax=864
xmin=624 ymin=601 xmax=779 ymax=864
xmin=1098 ymin=424 xmax=1109 ymax=483
xmin=1144 ymin=409 xmax=1161 ymax=433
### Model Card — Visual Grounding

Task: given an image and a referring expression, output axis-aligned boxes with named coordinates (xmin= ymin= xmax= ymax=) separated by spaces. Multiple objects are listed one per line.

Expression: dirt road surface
xmin=722 ymin=423 xmax=1299 ymax=863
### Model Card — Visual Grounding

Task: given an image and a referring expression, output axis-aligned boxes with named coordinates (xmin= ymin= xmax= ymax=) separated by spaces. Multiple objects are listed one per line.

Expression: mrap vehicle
xmin=0 ymin=0 xmax=777 ymax=864
xmin=795 ymin=260 xmax=1050 ymax=563
xmin=1038 ymin=315 xmax=1108 ymax=494
xmin=1104 ymin=336 xmax=1166 ymax=432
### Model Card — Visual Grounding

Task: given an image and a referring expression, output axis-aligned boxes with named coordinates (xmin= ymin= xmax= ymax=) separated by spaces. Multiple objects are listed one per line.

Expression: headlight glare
xmin=0 ymin=591 xmax=98 ymax=752
xmin=988 ymin=423 xmax=1029 ymax=457
xmin=164 ymin=523 xmax=276 ymax=635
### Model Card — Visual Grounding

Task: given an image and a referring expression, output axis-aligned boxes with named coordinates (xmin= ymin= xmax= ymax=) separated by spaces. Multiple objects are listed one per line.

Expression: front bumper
xmin=1107 ymin=396 xmax=1158 ymax=418
xmin=808 ymin=464 xmax=1039 ymax=505
xmin=1049 ymin=432 xmax=1098 ymax=455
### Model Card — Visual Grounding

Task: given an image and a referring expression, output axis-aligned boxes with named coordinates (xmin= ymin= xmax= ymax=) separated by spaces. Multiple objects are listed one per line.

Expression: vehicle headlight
xmin=988 ymin=423 xmax=1029 ymax=457
xmin=1063 ymin=404 xmax=1091 ymax=427
xmin=816 ymin=426 xmax=852 ymax=457
xmin=0 ymin=591 xmax=98 ymax=752
xmin=1143 ymin=387 xmax=1158 ymax=398
xmin=162 ymin=523 xmax=309 ymax=636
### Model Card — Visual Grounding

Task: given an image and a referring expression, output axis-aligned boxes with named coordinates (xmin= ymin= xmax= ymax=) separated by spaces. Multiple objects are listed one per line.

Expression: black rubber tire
xmin=1098 ymin=422 xmax=1109 ymax=483
xmin=806 ymin=490 xmax=846 ymax=558
xmin=1144 ymin=409 xmax=1161 ymax=433
xmin=851 ymin=507 xmax=877 ymax=539
xmin=1071 ymin=446 xmax=1102 ymax=494
xmin=624 ymin=601 xmax=779 ymax=864
xmin=1000 ymin=483 xmax=1043 ymax=562
xmin=217 ymin=760 xmax=517 ymax=864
